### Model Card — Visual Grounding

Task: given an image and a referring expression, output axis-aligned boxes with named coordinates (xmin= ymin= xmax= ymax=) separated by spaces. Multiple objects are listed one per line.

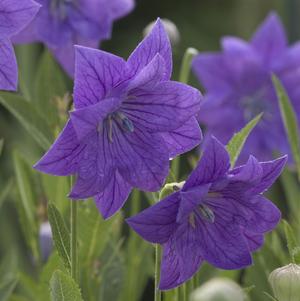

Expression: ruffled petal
xmin=95 ymin=169 xmax=132 ymax=219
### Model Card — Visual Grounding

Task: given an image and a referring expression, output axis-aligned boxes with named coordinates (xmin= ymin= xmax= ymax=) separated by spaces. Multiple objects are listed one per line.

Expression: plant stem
xmin=154 ymin=244 xmax=161 ymax=301
xmin=182 ymin=283 xmax=187 ymax=301
xmin=70 ymin=176 xmax=78 ymax=282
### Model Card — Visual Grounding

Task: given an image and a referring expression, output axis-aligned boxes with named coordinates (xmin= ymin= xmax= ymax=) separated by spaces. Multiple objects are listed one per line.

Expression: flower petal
xmin=0 ymin=0 xmax=40 ymax=38
xmin=161 ymin=117 xmax=202 ymax=158
xmin=127 ymin=18 xmax=172 ymax=79
xmin=127 ymin=192 xmax=180 ymax=244
xmin=243 ymin=230 xmax=264 ymax=252
xmin=0 ymin=38 xmax=17 ymax=91
xmin=122 ymin=81 xmax=201 ymax=132
xmin=74 ymin=46 xmax=127 ymax=109
xmin=34 ymin=120 xmax=84 ymax=176
xmin=95 ymin=170 xmax=132 ymax=219
xmin=184 ymin=136 xmax=230 ymax=189
xmin=70 ymin=97 xmax=122 ymax=140
xmin=251 ymin=12 xmax=287 ymax=65
xmin=112 ymin=125 xmax=170 ymax=191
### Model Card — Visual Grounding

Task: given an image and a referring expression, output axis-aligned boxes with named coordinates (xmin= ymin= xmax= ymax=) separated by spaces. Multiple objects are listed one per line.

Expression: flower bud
xmin=39 ymin=221 xmax=53 ymax=262
xmin=143 ymin=19 xmax=180 ymax=46
xmin=269 ymin=263 xmax=300 ymax=301
xmin=190 ymin=278 xmax=245 ymax=301
xmin=159 ymin=181 xmax=185 ymax=200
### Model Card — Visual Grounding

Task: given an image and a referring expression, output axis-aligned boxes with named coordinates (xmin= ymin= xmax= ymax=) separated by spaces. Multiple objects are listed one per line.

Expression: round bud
xmin=190 ymin=278 xmax=245 ymax=301
xmin=269 ymin=263 xmax=300 ymax=301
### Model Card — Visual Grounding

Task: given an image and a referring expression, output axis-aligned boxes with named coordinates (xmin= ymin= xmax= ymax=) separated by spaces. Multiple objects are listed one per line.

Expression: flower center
xmin=50 ymin=0 xmax=73 ymax=20
xmin=188 ymin=204 xmax=215 ymax=228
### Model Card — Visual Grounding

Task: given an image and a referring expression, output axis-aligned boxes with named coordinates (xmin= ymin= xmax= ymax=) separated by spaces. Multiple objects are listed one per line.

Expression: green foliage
xmin=283 ymin=220 xmax=300 ymax=264
xmin=50 ymin=270 xmax=83 ymax=301
xmin=0 ymin=276 xmax=19 ymax=301
xmin=272 ymin=75 xmax=300 ymax=180
xmin=48 ymin=204 xmax=71 ymax=270
xmin=226 ymin=113 xmax=263 ymax=167
xmin=0 ymin=92 xmax=53 ymax=150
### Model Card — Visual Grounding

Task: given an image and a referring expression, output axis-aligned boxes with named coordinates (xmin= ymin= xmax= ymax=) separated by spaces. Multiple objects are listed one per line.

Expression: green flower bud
xmin=269 ymin=263 xmax=300 ymax=301
xmin=190 ymin=278 xmax=245 ymax=301
xmin=159 ymin=181 xmax=185 ymax=200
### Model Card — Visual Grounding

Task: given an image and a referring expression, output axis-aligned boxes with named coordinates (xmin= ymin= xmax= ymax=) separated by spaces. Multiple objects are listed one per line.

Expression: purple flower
xmin=0 ymin=0 xmax=40 ymax=91
xmin=13 ymin=0 xmax=134 ymax=76
xmin=34 ymin=19 xmax=202 ymax=219
xmin=192 ymin=12 xmax=299 ymax=162
xmin=127 ymin=136 xmax=287 ymax=290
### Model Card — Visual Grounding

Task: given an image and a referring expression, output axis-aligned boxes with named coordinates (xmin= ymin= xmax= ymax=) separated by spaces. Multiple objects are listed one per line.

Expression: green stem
xmin=70 ymin=177 xmax=78 ymax=282
xmin=182 ymin=283 xmax=187 ymax=301
xmin=154 ymin=244 xmax=161 ymax=301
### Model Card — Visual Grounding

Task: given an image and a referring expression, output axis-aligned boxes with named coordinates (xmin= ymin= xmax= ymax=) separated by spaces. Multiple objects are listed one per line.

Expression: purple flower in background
xmin=193 ymin=12 xmax=300 ymax=162
xmin=127 ymin=137 xmax=287 ymax=290
xmin=0 ymin=0 xmax=40 ymax=90
xmin=13 ymin=0 xmax=134 ymax=76
xmin=34 ymin=19 xmax=202 ymax=219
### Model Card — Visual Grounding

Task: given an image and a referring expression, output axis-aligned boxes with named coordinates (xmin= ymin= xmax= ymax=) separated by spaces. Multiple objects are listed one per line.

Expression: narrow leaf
xmin=272 ymin=75 xmax=300 ymax=180
xmin=263 ymin=292 xmax=279 ymax=301
xmin=226 ymin=113 xmax=263 ymax=167
xmin=0 ymin=277 xmax=18 ymax=301
xmin=283 ymin=220 xmax=299 ymax=262
xmin=50 ymin=270 xmax=83 ymax=301
xmin=0 ymin=138 xmax=3 ymax=155
xmin=0 ymin=92 xmax=53 ymax=150
xmin=48 ymin=204 xmax=71 ymax=270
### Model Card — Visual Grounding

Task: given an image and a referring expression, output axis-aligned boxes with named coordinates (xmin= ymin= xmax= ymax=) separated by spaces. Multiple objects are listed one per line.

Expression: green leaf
xmin=0 ymin=92 xmax=53 ymax=150
xmin=50 ymin=270 xmax=83 ymax=301
xmin=13 ymin=151 xmax=39 ymax=260
xmin=226 ymin=113 xmax=263 ymax=167
xmin=272 ymin=75 xmax=300 ymax=180
xmin=283 ymin=220 xmax=299 ymax=262
xmin=263 ymin=292 xmax=279 ymax=301
xmin=0 ymin=138 xmax=3 ymax=155
xmin=34 ymin=50 xmax=68 ymax=126
xmin=0 ymin=277 xmax=18 ymax=301
xmin=48 ymin=204 xmax=71 ymax=270
xmin=0 ymin=178 xmax=13 ymax=210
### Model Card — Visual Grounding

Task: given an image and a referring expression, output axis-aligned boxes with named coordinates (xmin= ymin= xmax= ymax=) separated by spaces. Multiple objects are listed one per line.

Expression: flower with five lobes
xmin=193 ymin=12 xmax=300 ymax=162
xmin=127 ymin=136 xmax=287 ymax=290
xmin=13 ymin=0 xmax=134 ymax=76
xmin=34 ymin=19 xmax=203 ymax=219
xmin=0 ymin=0 xmax=40 ymax=91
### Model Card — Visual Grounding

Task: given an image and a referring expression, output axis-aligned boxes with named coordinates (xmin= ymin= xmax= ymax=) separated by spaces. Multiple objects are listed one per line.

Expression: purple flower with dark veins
xmin=13 ymin=0 xmax=134 ymax=76
xmin=127 ymin=136 xmax=287 ymax=290
xmin=34 ymin=19 xmax=202 ymax=219
xmin=0 ymin=0 xmax=40 ymax=90
xmin=192 ymin=12 xmax=300 ymax=162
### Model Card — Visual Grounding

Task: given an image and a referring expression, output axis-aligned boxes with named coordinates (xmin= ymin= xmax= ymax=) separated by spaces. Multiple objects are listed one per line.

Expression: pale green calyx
xmin=190 ymin=278 xmax=245 ymax=301
xmin=269 ymin=263 xmax=300 ymax=301
xmin=158 ymin=181 xmax=185 ymax=200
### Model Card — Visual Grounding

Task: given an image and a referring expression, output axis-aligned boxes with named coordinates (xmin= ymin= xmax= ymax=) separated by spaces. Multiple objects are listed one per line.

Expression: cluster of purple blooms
xmin=0 ymin=1 xmax=290 ymax=291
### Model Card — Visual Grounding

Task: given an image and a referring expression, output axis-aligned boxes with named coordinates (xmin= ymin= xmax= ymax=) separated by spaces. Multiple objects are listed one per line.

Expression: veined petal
xmin=161 ymin=117 xmax=202 ymax=158
xmin=70 ymin=97 xmax=122 ymax=141
xmin=0 ymin=0 xmax=40 ymax=38
xmin=127 ymin=192 xmax=180 ymax=244
xmin=243 ymin=230 xmax=264 ymax=252
xmin=112 ymin=124 xmax=169 ymax=191
xmin=74 ymin=46 xmax=127 ymax=109
xmin=0 ymin=38 xmax=17 ymax=91
xmin=95 ymin=169 xmax=132 ymax=219
xmin=127 ymin=54 xmax=166 ymax=92
xmin=184 ymin=136 xmax=230 ymax=190
xmin=127 ymin=18 xmax=172 ymax=79
xmin=69 ymin=128 xmax=115 ymax=199
xmin=34 ymin=120 xmax=84 ymax=176
xmin=251 ymin=12 xmax=287 ymax=65
xmin=122 ymin=81 xmax=201 ymax=132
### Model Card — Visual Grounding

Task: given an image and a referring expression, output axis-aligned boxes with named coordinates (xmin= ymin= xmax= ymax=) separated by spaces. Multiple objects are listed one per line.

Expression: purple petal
xmin=69 ymin=130 xmax=114 ymax=199
xmin=0 ymin=38 xmax=17 ymax=91
xmin=74 ymin=46 xmax=127 ymax=109
xmin=112 ymin=125 xmax=169 ymax=191
xmin=184 ymin=136 xmax=230 ymax=189
xmin=195 ymin=212 xmax=252 ymax=269
xmin=243 ymin=230 xmax=264 ymax=252
xmin=34 ymin=120 xmax=84 ymax=176
xmin=70 ymin=97 xmax=122 ymax=141
xmin=252 ymin=156 xmax=287 ymax=194
xmin=251 ymin=12 xmax=287 ymax=65
xmin=161 ymin=117 xmax=202 ymax=158
xmin=127 ymin=18 xmax=172 ymax=79
xmin=127 ymin=54 xmax=166 ymax=92
xmin=122 ymin=81 xmax=201 ymax=132
xmin=108 ymin=0 xmax=134 ymax=20
xmin=95 ymin=170 xmax=132 ymax=219
xmin=0 ymin=0 xmax=40 ymax=38
xmin=127 ymin=192 xmax=180 ymax=244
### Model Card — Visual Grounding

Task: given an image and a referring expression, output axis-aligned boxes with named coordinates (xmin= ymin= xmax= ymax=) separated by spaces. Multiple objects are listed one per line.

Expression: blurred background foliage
xmin=1 ymin=0 xmax=300 ymax=300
